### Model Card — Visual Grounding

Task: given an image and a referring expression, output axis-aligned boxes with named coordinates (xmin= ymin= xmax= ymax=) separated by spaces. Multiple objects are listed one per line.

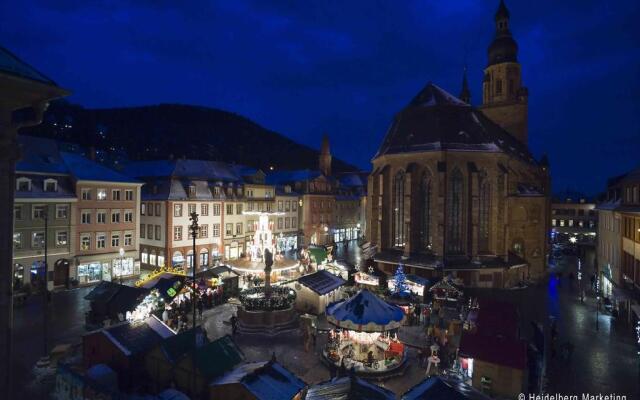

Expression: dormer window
xmin=284 ymin=185 xmax=292 ymax=193
xmin=213 ymin=187 xmax=220 ymax=197
xmin=16 ymin=177 xmax=31 ymax=192
xmin=44 ymin=179 xmax=58 ymax=192
xmin=189 ymin=185 xmax=196 ymax=197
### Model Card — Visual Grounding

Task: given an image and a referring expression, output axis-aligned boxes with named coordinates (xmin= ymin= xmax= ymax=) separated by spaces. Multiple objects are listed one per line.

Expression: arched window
xmin=393 ymin=171 xmax=406 ymax=248
xmin=447 ymin=169 xmax=464 ymax=253
xmin=478 ymin=175 xmax=491 ymax=252
xmin=199 ymin=248 xmax=209 ymax=267
xmin=420 ymin=172 xmax=432 ymax=250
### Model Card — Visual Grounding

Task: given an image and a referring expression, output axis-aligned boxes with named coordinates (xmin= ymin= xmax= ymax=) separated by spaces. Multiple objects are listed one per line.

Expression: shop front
xmin=225 ymin=241 xmax=243 ymax=260
xmin=333 ymin=227 xmax=359 ymax=243
xmin=77 ymin=262 xmax=108 ymax=284
xmin=276 ymin=234 xmax=297 ymax=253
xmin=601 ymin=264 xmax=613 ymax=299
xmin=76 ymin=252 xmax=140 ymax=285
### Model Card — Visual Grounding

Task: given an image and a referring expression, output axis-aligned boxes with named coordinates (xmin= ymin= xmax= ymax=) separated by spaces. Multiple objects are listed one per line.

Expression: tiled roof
xmin=14 ymin=174 xmax=76 ymax=200
xmin=401 ymin=376 xmax=493 ymax=400
xmin=213 ymin=361 xmax=306 ymax=400
xmin=61 ymin=152 xmax=139 ymax=183
xmin=304 ymin=376 xmax=395 ymax=400
xmin=266 ymin=169 xmax=322 ymax=185
xmin=103 ymin=317 xmax=174 ymax=356
xmin=159 ymin=327 xmax=208 ymax=364
xmin=193 ymin=335 xmax=245 ymax=380
xmin=16 ymin=135 xmax=69 ymax=174
xmin=298 ymin=270 xmax=346 ymax=295
xmin=374 ymin=83 xmax=537 ymax=165
xmin=459 ymin=331 xmax=527 ymax=370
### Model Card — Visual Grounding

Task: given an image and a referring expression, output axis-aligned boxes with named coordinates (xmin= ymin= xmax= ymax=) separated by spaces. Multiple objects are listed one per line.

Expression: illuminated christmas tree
xmin=393 ymin=264 xmax=409 ymax=297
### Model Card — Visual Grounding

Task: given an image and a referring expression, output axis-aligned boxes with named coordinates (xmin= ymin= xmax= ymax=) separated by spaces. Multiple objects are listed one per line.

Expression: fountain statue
xmin=264 ymin=248 xmax=273 ymax=297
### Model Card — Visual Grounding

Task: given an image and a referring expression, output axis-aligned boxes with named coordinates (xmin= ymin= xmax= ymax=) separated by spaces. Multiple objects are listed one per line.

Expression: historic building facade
xmin=367 ymin=1 xmax=550 ymax=288
xmin=13 ymin=135 xmax=143 ymax=288
xmin=267 ymin=136 xmax=367 ymax=247
xmin=551 ymin=191 xmax=597 ymax=244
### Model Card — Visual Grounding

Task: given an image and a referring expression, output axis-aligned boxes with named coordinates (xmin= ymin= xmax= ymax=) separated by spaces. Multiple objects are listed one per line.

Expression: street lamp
xmin=595 ymin=270 xmax=600 ymax=331
xmin=38 ymin=207 xmax=50 ymax=366
xmin=188 ymin=212 xmax=199 ymax=396
xmin=119 ymin=247 xmax=125 ymax=285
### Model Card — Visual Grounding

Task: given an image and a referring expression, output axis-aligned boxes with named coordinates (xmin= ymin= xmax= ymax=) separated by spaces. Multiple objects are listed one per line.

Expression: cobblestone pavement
xmin=10 ymin=247 xmax=640 ymax=398
xmin=202 ymin=302 xmax=431 ymax=394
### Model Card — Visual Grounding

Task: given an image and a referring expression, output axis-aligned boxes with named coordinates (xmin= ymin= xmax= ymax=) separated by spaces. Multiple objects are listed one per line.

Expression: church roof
xmin=373 ymin=83 xmax=536 ymax=164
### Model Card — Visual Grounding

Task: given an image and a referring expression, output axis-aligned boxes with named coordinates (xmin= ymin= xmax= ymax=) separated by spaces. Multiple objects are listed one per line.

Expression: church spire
xmin=459 ymin=66 xmax=471 ymax=104
xmin=319 ymin=134 xmax=332 ymax=176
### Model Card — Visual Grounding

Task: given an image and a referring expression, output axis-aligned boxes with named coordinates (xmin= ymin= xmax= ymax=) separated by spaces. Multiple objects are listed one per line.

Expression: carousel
xmin=323 ymin=290 xmax=407 ymax=376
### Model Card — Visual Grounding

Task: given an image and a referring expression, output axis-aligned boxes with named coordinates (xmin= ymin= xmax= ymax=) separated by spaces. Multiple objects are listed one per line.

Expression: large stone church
xmin=367 ymin=0 xmax=550 ymax=288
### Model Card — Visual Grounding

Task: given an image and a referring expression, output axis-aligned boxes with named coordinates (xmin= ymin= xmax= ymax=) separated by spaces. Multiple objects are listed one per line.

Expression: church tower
xmin=459 ymin=66 xmax=471 ymax=104
xmin=319 ymin=134 xmax=332 ymax=176
xmin=479 ymin=0 xmax=529 ymax=144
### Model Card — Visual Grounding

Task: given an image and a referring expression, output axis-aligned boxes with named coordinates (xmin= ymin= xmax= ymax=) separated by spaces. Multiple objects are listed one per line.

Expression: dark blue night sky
xmin=3 ymin=0 xmax=639 ymax=195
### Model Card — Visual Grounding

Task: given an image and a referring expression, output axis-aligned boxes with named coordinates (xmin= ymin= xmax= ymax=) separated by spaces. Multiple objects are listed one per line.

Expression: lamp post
xmin=595 ymin=268 xmax=600 ymax=331
xmin=39 ymin=207 xmax=50 ymax=366
xmin=118 ymin=247 xmax=125 ymax=285
xmin=188 ymin=212 xmax=199 ymax=396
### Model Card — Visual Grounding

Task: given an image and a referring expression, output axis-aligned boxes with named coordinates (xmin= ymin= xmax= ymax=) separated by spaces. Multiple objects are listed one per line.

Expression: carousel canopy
xmin=326 ymin=290 xmax=405 ymax=332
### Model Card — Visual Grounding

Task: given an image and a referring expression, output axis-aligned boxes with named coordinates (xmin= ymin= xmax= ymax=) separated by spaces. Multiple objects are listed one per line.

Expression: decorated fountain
xmin=236 ymin=248 xmax=299 ymax=335
xmin=227 ymin=211 xmax=302 ymax=284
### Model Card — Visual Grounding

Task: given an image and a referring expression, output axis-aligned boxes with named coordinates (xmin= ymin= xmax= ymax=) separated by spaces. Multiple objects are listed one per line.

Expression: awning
xmin=308 ymin=247 xmax=328 ymax=264
xmin=631 ymin=305 xmax=640 ymax=319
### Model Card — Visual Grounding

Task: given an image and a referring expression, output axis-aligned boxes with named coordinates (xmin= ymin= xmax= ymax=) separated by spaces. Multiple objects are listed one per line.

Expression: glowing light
xmin=569 ymin=236 xmax=577 ymax=243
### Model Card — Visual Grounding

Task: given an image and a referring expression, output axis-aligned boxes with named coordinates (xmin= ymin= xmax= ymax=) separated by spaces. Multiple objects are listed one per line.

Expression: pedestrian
xmin=231 ymin=314 xmax=238 ymax=335
xmin=197 ymin=299 xmax=204 ymax=320
xmin=162 ymin=308 xmax=169 ymax=324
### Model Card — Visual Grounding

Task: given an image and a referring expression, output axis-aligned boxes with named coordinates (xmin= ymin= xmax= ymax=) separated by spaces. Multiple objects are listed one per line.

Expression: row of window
xmin=141 ymin=202 xmax=162 ymax=217
xmin=277 ymin=200 xmax=297 ymax=212
xmin=81 ymin=188 xmax=134 ymax=201
xmin=140 ymin=251 xmax=165 ymax=267
xmin=80 ymin=209 xmax=134 ymax=224
xmin=186 ymin=185 xmax=276 ymax=199
xmin=312 ymin=200 xmax=334 ymax=210
xmin=13 ymin=231 xmax=68 ymax=249
xmin=551 ymin=219 xmax=596 ymax=228
xmin=16 ymin=177 xmax=58 ymax=193
xmin=79 ymin=231 xmax=133 ymax=250
xmin=170 ymin=203 xmax=242 ymax=217
xmin=623 ymin=186 xmax=640 ymax=205
xmin=551 ymin=208 xmax=595 ymax=216
xmin=14 ymin=204 xmax=69 ymax=221
xmin=622 ymin=217 xmax=640 ymax=242
xmin=140 ymin=224 xmax=162 ymax=241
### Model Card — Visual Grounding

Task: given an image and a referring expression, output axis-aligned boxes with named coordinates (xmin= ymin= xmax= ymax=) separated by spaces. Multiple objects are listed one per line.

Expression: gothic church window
xmin=393 ymin=171 xmax=406 ymax=248
xmin=420 ymin=172 xmax=432 ymax=250
xmin=478 ymin=174 xmax=491 ymax=252
xmin=447 ymin=168 xmax=464 ymax=253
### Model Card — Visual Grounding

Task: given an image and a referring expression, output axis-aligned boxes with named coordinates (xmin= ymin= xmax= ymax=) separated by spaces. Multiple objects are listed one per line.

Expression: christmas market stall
xmin=429 ymin=278 xmax=464 ymax=304
xmin=388 ymin=271 xmax=430 ymax=298
xmin=323 ymin=289 xmax=406 ymax=376
xmin=295 ymin=269 xmax=346 ymax=314
xmin=84 ymin=281 xmax=149 ymax=329
xmin=354 ymin=266 xmax=383 ymax=288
